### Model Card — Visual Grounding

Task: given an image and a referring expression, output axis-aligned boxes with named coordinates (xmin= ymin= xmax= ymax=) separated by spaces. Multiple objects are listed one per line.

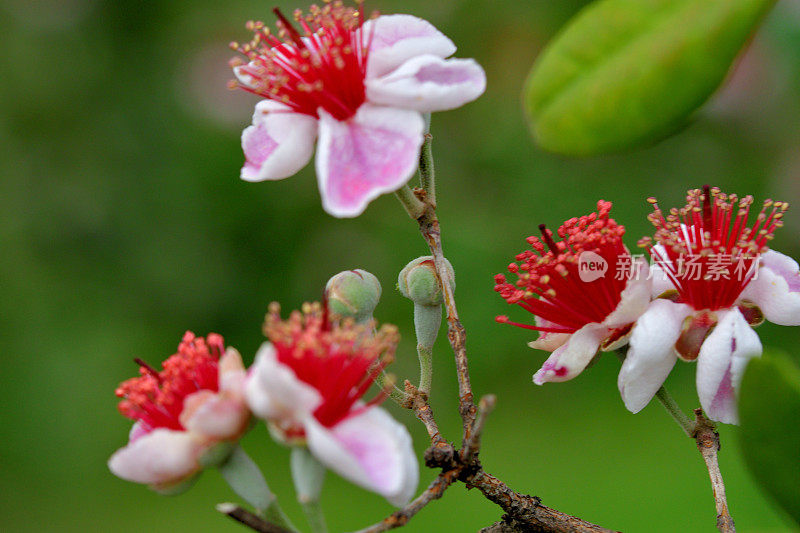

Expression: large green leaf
xmin=524 ymin=0 xmax=776 ymax=156
xmin=738 ymin=349 xmax=800 ymax=526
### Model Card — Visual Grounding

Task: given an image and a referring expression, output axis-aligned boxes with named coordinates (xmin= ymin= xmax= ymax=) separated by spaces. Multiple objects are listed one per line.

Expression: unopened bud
xmin=397 ymin=256 xmax=454 ymax=307
xmin=325 ymin=269 xmax=382 ymax=322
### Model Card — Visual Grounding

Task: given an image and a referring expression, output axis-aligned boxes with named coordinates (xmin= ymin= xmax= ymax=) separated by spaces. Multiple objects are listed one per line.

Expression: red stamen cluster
xmin=116 ymin=332 xmax=224 ymax=432
xmin=229 ymin=1 xmax=372 ymax=120
xmin=494 ymin=201 xmax=630 ymax=334
xmin=640 ymin=186 xmax=787 ymax=311
xmin=264 ymin=302 xmax=398 ymax=427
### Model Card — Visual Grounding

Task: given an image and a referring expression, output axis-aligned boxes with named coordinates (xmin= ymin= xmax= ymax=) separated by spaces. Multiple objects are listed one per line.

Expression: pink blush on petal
xmin=709 ymin=364 xmax=734 ymax=416
xmin=316 ymin=105 xmax=424 ymax=217
xmin=415 ymin=62 xmax=475 ymax=84
xmin=242 ymin=124 xmax=279 ymax=174
xmin=325 ymin=122 xmax=416 ymax=203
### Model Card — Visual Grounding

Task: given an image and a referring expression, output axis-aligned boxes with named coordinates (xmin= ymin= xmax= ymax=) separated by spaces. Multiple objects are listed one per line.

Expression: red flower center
xmin=640 ymin=186 xmax=787 ymax=311
xmin=495 ymin=201 xmax=630 ymax=334
xmin=230 ymin=1 xmax=372 ymax=121
xmin=264 ymin=302 xmax=398 ymax=428
xmin=116 ymin=332 xmax=223 ymax=432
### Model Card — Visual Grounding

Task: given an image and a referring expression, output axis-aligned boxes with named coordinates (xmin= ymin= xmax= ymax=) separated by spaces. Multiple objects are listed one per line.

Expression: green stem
xmin=301 ymin=499 xmax=328 ymax=533
xmin=218 ymin=445 xmax=296 ymax=531
xmin=375 ymin=370 xmax=409 ymax=405
xmin=290 ymin=447 xmax=328 ymax=533
xmin=263 ymin=502 xmax=296 ymax=532
xmin=411 ymin=303 xmax=441 ymax=395
xmin=653 ymin=386 xmax=694 ymax=437
xmin=394 ymin=184 xmax=426 ymax=219
xmin=615 ymin=349 xmax=694 ymax=437
xmin=418 ymin=132 xmax=435 ymax=207
xmin=417 ymin=344 xmax=433 ymax=396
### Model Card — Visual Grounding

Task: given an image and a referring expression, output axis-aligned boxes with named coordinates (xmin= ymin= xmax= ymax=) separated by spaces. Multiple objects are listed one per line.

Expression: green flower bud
xmin=397 ymin=256 xmax=454 ymax=307
xmin=325 ymin=269 xmax=382 ymax=322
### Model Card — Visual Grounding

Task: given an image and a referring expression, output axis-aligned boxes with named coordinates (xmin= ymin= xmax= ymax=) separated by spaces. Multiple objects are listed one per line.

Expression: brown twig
xmin=404 ymin=380 xmax=445 ymax=447
xmin=479 ymin=519 xmax=532 ymax=533
xmin=692 ymin=409 xmax=735 ymax=533
xmin=216 ymin=503 xmax=294 ymax=533
xmin=464 ymin=470 xmax=617 ymax=533
xmin=354 ymin=392 xmax=615 ymax=533
xmin=461 ymin=394 xmax=496 ymax=463
xmin=416 ymin=204 xmax=477 ymax=442
xmin=356 ymin=140 xmax=614 ymax=533
xmin=350 ymin=471 xmax=460 ymax=533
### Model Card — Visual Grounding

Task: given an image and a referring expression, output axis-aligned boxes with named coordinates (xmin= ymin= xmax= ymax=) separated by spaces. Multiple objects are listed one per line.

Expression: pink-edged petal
xmin=108 ymin=428 xmax=203 ymax=486
xmin=180 ymin=390 xmax=249 ymax=440
xmin=697 ymin=308 xmax=761 ymax=424
xmin=528 ymin=316 xmax=570 ymax=352
xmin=532 ymin=323 xmax=608 ymax=384
xmin=241 ymin=100 xmax=317 ymax=182
xmin=619 ymin=300 xmax=692 ymax=413
xmin=245 ymin=343 xmax=322 ymax=423
xmin=740 ymin=250 xmax=800 ymax=326
xmin=363 ymin=14 xmax=456 ymax=79
xmin=315 ymin=104 xmax=424 ymax=217
xmin=649 ymin=244 xmax=677 ymax=296
xmin=366 ymin=55 xmax=486 ymax=112
xmin=304 ymin=407 xmax=418 ymax=506
xmin=604 ymin=257 xmax=652 ymax=328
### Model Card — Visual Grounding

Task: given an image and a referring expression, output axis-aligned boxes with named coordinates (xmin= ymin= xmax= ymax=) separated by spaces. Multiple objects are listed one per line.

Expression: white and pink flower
xmin=246 ymin=303 xmax=418 ymax=506
xmin=229 ymin=2 xmax=486 ymax=217
xmin=108 ymin=333 xmax=250 ymax=490
xmin=494 ymin=201 xmax=652 ymax=385
xmin=621 ymin=187 xmax=797 ymax=424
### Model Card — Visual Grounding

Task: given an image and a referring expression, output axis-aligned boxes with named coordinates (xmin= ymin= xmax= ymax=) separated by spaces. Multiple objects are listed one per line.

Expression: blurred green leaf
xmin=738 ymin=349 xmax=800 ymax=526
xmin=524 ymin=0 xmax=776 ymax=156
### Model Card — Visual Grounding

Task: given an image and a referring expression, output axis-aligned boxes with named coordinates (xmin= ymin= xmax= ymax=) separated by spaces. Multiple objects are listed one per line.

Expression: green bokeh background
xmin=2 ymin=0 xmax=800 ymax=531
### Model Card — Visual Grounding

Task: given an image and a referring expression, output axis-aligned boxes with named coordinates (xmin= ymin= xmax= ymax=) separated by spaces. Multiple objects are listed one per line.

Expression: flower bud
xmin=397 ymin=256 xmax=454 ymax=307
xmin=325 ymin=269 xmax=382 ymax=322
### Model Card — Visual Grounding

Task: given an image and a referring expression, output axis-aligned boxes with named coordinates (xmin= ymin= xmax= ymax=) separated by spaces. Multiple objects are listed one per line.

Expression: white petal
xmin=245 ymin=343 xmax=321 ymax=424
xmin=315 ymin=104 xmax=424 ymax=217
xmin=241 ymin=100 xmax=318 ymax=182
xmin=305 ymin=407 xmax=418 ymax=506
xmin=697 ymin=308 xmax=762 ymax=425
xmin=604 ymin=257 xmax=652 ymax=328
xmin=363 ymin=14 xmax=456 ymax=78
xmin=649 ymin=244 xmax=677 ymax=296
xmin=219 ymin=347 xmax=247 ymax=394
xmin=108 ymin=428 xmax=202 ymax=486
xmin=366 ymin=55 xmax=486 ymax=112
xmin=740 ymin=250 xmax=800 ymax=326
xmin=532 ymin=323 xmax=607 ymax=384
xmin=619 ymin=300 xmax=692 ymax=413
xmin=181 ymin=390 xmax=249 ymax=440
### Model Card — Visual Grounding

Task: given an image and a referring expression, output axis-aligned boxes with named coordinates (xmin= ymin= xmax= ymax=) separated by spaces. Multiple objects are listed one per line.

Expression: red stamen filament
xmin=639 ymin=187 xmax=787 ymax=311
xmin=116 ymin=333 xmax=223 ymax=432
xmin=495 ymin=201 xmax=630 ymax=334
xmin=229 ymin=1 xmax=372 ymax=121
